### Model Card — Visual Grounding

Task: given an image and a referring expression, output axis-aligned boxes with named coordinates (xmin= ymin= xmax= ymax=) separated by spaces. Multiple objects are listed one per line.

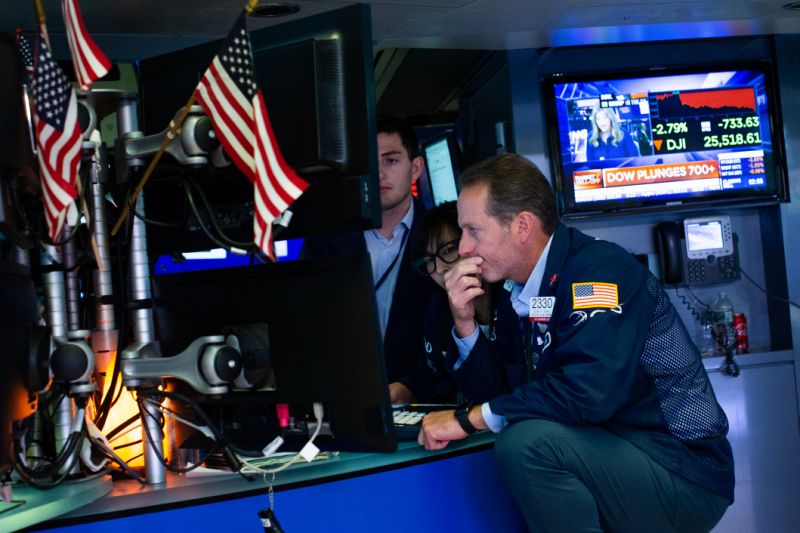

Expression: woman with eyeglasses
xmin=389 ymin=201 xmax=514 ymax=405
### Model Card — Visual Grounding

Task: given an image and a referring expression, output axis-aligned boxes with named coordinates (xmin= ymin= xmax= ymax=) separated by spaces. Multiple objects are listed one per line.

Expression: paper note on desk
xmin=1 ymin=500 xmax=25 ymax=515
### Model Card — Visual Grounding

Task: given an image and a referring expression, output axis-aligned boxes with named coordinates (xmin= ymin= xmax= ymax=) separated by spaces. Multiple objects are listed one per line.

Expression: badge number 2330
xmin=529 ymin=296 xmax=555 ymax=323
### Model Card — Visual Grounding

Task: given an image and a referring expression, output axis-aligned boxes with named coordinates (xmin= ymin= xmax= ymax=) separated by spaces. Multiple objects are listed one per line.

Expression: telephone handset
xmin=654 ymin=221 xmax=684 ymax=284
xmin=654 ymin=216 xmax=740 ymax=286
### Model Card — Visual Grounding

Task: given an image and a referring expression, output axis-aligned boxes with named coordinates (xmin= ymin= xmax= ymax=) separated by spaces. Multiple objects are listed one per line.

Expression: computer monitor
xmin=0 ymin=260 xmax=42 ymax=475
xmin=1 ymin=32 xmax=36 ymax=244
xmin=151 ymin=254 xmax=396 ymax=453
xmin=137 ymin=4 xmax=379 ymax=256
xmin=421 ymin=131 xmax=462 ymax=207
xmin=1 ymin=33 xmax=40 ymax=475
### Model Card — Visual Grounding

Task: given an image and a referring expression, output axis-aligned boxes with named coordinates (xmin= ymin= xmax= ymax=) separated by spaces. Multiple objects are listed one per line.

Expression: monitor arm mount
xmin=50 ymin=329 xmax=96 ymax=398
xmin=121 ymin=335 xmax=242 ymax=396
xmin=121 ymin=322 xmax=274 ymax=396
xmin=115 ymin=101 xmax=223 ymax=182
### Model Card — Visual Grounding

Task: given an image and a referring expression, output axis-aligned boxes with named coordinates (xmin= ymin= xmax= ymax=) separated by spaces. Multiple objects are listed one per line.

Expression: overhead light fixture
xmin=251 ymin=3 xmax=300 ymax=18
xmin=783 ymin=2 xmax=800 ymax=10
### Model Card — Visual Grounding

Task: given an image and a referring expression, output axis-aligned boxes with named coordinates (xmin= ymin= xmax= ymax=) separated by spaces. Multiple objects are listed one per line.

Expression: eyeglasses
xmin=412 ymin=238 xmax=461 ymax=276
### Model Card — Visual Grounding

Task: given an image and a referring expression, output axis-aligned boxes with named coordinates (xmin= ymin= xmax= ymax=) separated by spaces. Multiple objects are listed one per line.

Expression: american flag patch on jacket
xmin=572 ymin=282 xmax=618 ymax=309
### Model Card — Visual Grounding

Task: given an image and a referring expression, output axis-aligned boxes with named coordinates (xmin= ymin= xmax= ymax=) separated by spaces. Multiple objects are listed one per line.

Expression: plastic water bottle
xmin=711 ymin=292 xmax=735 ymax=356
xmin=698 ymin=311 xmax=716 ymax=357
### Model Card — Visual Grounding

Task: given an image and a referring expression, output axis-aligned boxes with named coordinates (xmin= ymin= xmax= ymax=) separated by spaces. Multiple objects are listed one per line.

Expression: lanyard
xmin=520 ymin=318 xmax=538 ymax=381
xmin=374 ymin=226 xmax=409 ymax=292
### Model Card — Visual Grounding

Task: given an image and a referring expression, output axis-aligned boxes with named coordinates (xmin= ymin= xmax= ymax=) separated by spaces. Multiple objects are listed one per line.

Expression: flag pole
xmin=33 ymin=0 xmax=50 ymax=49
xmin=110 ymin=95 xmax=196 ymax=236
xmin=111 ymin=0 xmax=260 ymax=236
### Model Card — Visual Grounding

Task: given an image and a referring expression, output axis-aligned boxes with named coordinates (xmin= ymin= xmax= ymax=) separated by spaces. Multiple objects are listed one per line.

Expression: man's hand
xmin=418 ymin=405 xmax=487 ymax=450
xmin=443 ymin=256 xmax=485 ymax=338
xmin=388 ymin=382 xmax=416 ymax=404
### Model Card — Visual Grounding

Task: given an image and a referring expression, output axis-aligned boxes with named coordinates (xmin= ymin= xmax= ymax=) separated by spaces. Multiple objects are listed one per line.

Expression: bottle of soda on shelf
xmin=711 ymin=292 xmax=735 ymax=357
xmin=734 ymin=312 xmax=749 ymax=354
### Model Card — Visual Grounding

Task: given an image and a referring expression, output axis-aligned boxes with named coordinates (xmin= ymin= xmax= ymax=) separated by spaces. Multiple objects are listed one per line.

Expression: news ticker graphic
xmin=572 ymin=150 xmax=766 ymax=204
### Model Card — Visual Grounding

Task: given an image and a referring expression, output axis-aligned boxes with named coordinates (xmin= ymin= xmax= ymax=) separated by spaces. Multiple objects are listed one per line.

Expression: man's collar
xmin=510 ymin=232 xmax=555 ymax=317
xmin=400 ymin=198 xmax=415 ymax=231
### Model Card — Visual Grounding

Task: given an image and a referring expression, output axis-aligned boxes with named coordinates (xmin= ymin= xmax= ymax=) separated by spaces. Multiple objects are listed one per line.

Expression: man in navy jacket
xmin=302 ymin=116 xmax=435 ymax=386
xmin=419 ymin=153 xmax=733 ymax=532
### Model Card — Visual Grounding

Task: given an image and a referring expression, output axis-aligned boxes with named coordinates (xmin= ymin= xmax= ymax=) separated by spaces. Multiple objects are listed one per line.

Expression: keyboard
xmin=392 ymin=404 xmax=458 ymax=440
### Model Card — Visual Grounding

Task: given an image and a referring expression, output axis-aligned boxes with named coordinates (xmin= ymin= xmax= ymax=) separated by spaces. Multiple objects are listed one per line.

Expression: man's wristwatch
xmin=454 ymin=404 xmax=478 ymax=435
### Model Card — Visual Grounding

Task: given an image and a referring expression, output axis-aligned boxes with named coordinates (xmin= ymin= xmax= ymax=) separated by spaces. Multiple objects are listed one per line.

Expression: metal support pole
xmin=113 ymin=91 xmax=167 ymax=484
xmin=12 ymin=246 xmax=45 ymax=468
xmin=41 ymin=244 xmax=77 ymax=475
xmin=12 ymin=245 xmax=30 ymax=267
xmin=129 ymin=194 xmax=165 ymax=484
xmin=62 ymin=226 xmax=81 ymax=332
xmin=89 ymin=141 xmax=118 ymax=384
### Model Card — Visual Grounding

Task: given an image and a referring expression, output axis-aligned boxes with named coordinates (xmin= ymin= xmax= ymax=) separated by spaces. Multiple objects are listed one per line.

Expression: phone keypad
xmin=685 ymin=254 xmax=740 ymax=285
xmin=718 ymin=254 xmax=740 ymax=280
xmin=687 ymin=259 xmax=708 ymax=283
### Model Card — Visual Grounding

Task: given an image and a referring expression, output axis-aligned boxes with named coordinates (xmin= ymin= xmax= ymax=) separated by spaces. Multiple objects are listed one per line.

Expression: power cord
xmin=135 ymin=388 xmax=247 ymax=477
xmin=238 ymin=403 xmax=325 ymax=477
xmin=673 ymin=284 xmax=709 ymax=322
xmin=740 ymin=267 xmax=800 ymax=309
xmin=13 ymin=403 xmax=88 ymax=489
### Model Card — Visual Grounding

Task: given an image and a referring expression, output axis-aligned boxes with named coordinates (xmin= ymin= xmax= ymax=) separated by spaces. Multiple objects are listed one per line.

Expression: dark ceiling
xmin=4 ymin=1 xmax=800 ymax=126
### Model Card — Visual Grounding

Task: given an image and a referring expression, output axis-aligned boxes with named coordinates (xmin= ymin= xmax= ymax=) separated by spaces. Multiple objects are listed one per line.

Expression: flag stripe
xmin=196 ymin=83 xmax=255 ymax=177
xmin=255 ymin=93 xmax=309 ymax=194
xmin=254 ymin=91 xmax=308 ymax=212
xmin=195 ymin=59 xmax=255 ymax=177
xmin=197 ymin=72 xmax=253 ymax=161
xmin=61 ymin=0 xmax=111 ymax=89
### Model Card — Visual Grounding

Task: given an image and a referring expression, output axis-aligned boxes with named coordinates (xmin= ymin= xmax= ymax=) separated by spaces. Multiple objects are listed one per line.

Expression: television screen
xmin=421 ymin=131 xmax=461 ymax=207
xmin=544 ymin=63 xmax=788 ymax=217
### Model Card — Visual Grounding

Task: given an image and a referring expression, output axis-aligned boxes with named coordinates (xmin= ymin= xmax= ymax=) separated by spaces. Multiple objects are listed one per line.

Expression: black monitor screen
xmin=138 ymin=4 xmax=379 ymax=255
xmin=151 ymin=254 xmax=396 ymax=453
xmin=421 ymin=131 xmax=461 ymax=207
xmin=1 ymin=260 xmax=40 ymax=473
xmin=544 ymin=62 xmax=788 ymax=217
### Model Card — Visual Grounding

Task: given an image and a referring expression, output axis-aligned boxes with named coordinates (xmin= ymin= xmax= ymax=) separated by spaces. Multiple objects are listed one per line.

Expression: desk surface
xmin=0 ymin=474 xmax=112 ymax=533
xmin=23 ymin=350 xmax=792 ymax=532
xmin=36 ymin=431 xmax=496 ymax=529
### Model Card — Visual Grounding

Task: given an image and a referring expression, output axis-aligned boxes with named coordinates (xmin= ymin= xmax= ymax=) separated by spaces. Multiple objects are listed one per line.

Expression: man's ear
xmin=411 ymin=155 xmax=424 ymax=181
xmin=513 ymin=211 xmax=539 ymax=243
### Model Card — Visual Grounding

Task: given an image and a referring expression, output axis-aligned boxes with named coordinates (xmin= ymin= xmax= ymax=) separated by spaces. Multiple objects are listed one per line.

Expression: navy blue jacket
xmin=449 ymin=224 xmax=734 ymax=502
xmin=400 ymin=288 xmax=525 ymax=403
xmin=301 ymin=199 xmax=436 ymax=383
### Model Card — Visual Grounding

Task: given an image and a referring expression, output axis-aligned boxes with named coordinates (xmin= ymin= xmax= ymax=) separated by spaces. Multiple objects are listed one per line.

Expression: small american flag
xmin=252 ymin=93 xmax=309 ymax=256
xmin=15 ymin=29 xmax=35 ymax=84
xmin=572 ymin=282 xmax=619 ymax=309
xmin=194 ymin=11 xmax=308 ymax=260
xmin=61 ymin=0 xmax=111 ymax=89
xmin=32 ymin=36 xmax=82 ymax=242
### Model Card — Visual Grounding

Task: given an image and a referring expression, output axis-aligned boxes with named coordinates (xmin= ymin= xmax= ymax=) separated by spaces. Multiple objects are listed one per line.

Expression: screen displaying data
xmin=424 ymin=137 xmax=459 ymax=206
xmin=546 ymin=65 xmax=786 ymax=216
